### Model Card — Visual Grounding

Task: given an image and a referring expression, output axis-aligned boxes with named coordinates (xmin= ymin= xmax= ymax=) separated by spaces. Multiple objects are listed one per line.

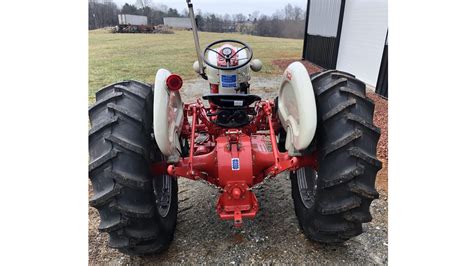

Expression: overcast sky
xmin=113 ymin=0 xmax=307 ymax=16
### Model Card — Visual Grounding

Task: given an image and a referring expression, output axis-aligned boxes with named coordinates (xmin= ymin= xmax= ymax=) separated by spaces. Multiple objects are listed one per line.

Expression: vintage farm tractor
xmin=89 ymin=0 xmax=382 ymax=255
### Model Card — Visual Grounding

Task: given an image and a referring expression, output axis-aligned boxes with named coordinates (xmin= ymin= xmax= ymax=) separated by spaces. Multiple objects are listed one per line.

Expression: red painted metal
xmin=214 ymin=132 xmax=257 ymax=225
xmin=217 ymin=182 xmax=258 ymax=227
xmin=210 ymin=84 xmax=219 ymax=93
xmin=209 ymin=84 xmax=219 ymax=114
xmin=151 ymin=99 xmax=318 ymax=226
xmin=217 ymin=45 xmax=239 ymax=67
xmin=166 ymin=74 xmax=183 ymax=91
xmin=188 ymin=105 xmax=197 ymax=176
xmin=264 ymin=102 xmax=280 ymax=168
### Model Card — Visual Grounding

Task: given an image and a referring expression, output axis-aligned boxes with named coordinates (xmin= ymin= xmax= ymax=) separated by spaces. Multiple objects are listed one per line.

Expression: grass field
xmin=89 ymin=29 xmax=303 ymax=101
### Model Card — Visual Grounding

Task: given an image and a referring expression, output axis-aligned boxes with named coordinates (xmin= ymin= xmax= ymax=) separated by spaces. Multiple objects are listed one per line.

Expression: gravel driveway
xmin=89 ymin=75 xmax=388 ymax=264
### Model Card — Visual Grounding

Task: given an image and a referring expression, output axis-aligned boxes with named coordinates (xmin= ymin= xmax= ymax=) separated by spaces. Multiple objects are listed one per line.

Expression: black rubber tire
xmin=89 ymin=80 xmax=178 ymax=255
xmin=290 ymin=70 xmax=382 ymax=243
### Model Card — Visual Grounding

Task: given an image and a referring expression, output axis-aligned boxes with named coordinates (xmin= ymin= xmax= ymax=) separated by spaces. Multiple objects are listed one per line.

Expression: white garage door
xmin=336 ymin=0 xmax=388 ymax=86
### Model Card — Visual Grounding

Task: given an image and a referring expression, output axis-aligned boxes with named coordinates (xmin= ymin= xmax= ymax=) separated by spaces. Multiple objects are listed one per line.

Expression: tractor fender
xmin=153 ymin=68 xmax=184 ymax=162
xmin=277 ymin=62 xmax=317 ymax=153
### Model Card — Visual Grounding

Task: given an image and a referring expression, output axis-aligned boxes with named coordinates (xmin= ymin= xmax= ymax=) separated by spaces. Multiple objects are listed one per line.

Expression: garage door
xmin=336 ymin=0 xmax=388 ymax=86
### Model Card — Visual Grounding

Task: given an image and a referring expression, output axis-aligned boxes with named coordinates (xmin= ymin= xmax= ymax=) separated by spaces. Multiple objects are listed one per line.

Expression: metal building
xmin=163 ymin=17 xmax=192 ymax=29
xmin=303 ymin=0 xmax=388 ymax=97
xmin=118 ymin=14 xmax=148 ymax=25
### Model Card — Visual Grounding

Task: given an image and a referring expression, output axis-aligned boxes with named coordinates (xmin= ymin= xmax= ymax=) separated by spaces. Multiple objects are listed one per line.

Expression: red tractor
xmin=89 ymin=0 xmax=381 ymax=255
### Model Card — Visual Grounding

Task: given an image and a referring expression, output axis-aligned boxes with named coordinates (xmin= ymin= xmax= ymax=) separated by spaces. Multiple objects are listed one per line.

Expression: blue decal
xmin=231 ymin=158 xmax=240 ymax=171
xmin=221 ymin=74 xmax=237 ymax=88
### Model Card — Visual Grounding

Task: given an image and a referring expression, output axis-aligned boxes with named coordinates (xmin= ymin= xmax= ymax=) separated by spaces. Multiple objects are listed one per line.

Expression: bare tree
xmin=181 ymin=8 xmax=189 ymax=17
xmin=89 ymin=0 xmax=119 ymax=29
xmin=250 ymin=11 xmax=260 ymax=21
xmin=135 ymin=0 xmax=152 ymax=9
xmin=151 ymin=3 xmax=168 ymax=12
xmin=272 ymin=9 xmax=284 ymax=20
xmin=294 ymin=6 xmax=303 ymax=21
xmin=232 ymin=13 xmax=246 ymax=23
xmin=284 ymin=4 xmax=295 ymax=20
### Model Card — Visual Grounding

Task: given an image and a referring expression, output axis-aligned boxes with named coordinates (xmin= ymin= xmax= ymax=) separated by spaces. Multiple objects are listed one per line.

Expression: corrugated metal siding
xmin=336 ymin=0 xmax=388 ymax=86
xmin=118 ymin=14 xmax=147 ymax=25
xmin=304 ymin=35 xmax=338 ymax=69
xmin=375 ymin=43 xmax=388 ymax=98
xmin=307 ymin=0 xmax=342 ymax=37
xmin=304 ymin=0 xmax=389 ymax=96
xmin=163 ymin=17 xmax=192 ymax=29
xmin=303 ymin=0 xmax=344 ymax=69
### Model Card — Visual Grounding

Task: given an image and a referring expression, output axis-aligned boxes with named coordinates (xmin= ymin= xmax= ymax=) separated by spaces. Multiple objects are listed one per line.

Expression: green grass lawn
xmin=89 ymin=29 xmax=303 ymax=101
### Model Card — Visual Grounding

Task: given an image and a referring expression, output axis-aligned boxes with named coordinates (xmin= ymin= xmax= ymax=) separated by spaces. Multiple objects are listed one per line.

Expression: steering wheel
xmin=203 ymin=39 xmax=253 ymax=70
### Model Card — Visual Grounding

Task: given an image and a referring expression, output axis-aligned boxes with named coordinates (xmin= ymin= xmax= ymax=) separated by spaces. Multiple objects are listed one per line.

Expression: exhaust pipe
xmin=186 ymin=0 xmax=206 ymax=79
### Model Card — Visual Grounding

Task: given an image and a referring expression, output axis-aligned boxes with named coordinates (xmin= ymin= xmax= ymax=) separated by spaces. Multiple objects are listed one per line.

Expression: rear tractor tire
xmin=290 ymin=70 xmax=382 ymax=243
xmin=89 ymin=80 xmax=178 ymax=255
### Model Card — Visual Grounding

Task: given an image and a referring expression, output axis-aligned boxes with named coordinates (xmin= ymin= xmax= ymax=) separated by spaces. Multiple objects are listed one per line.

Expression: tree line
xmin=89 ymin=0 xmax=306 ymax=39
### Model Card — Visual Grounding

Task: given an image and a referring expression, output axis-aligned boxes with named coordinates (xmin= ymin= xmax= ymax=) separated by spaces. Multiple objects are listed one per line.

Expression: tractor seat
xmin=202 ymin=94 xmax=261 ymax=108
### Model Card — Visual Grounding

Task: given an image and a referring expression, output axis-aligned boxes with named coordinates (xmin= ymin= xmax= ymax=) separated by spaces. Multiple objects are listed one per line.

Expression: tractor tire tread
xmin=110 ymin=200 xmax=155 ymax=218
xmin=348 ymin=180 xmax=380 ymax=199
xmin=322 ymin=99 xmax=357 ymax=121
xmin=118 ymin=240 xmax=169 ymax=256
xmin=108 ymin=168 xmax=151 ymax=191
xmin=114 ymin=83 xmax=148 ymax=100
xmin=88 ymin=150 xmax=119 ymax=173
xmin=108 ymin=232 xmax=130 ymax=249
xmin=89 ymin=92 xmax=124 ymax=113
xmin=317 ymin=196 xmax=362 ymax=215
xmin=98 ymin=214 xmax=129 ymax=232
xmin=349 ymin=147 xmax=383 ymax=170
xmin=89 ymin=183 xmax=123 ymax=207
xmin=290 ymin=70 xmax=381 ymax=244
xmin=343 ymin=209 xmax=373 ymax=223
xmin=323 ymin=129 xmax=362 ymax=157
xmin=88 ymin=116 xmax=119 ymax=138
xmin=340 ymin=86 xmax=375 ymax=106
xmin=121 ymin=225 xmax=159 ymax=241
xmin=346 ymin=113 xmax=381 ymax=135
xmin=107 ymin=103 xmax=144 ymax=124
xmin=104 ymin=133 xmax=146 ymax=157
xmin=319 ymin=165 xmax=365 ymax=189
xmin=89 ymin=81 xmax=177 ymax=255
xmin=317 ymin=77 xmax=347 ymax=96
xmin=317 ymin=220 xmax=356 ymax=233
